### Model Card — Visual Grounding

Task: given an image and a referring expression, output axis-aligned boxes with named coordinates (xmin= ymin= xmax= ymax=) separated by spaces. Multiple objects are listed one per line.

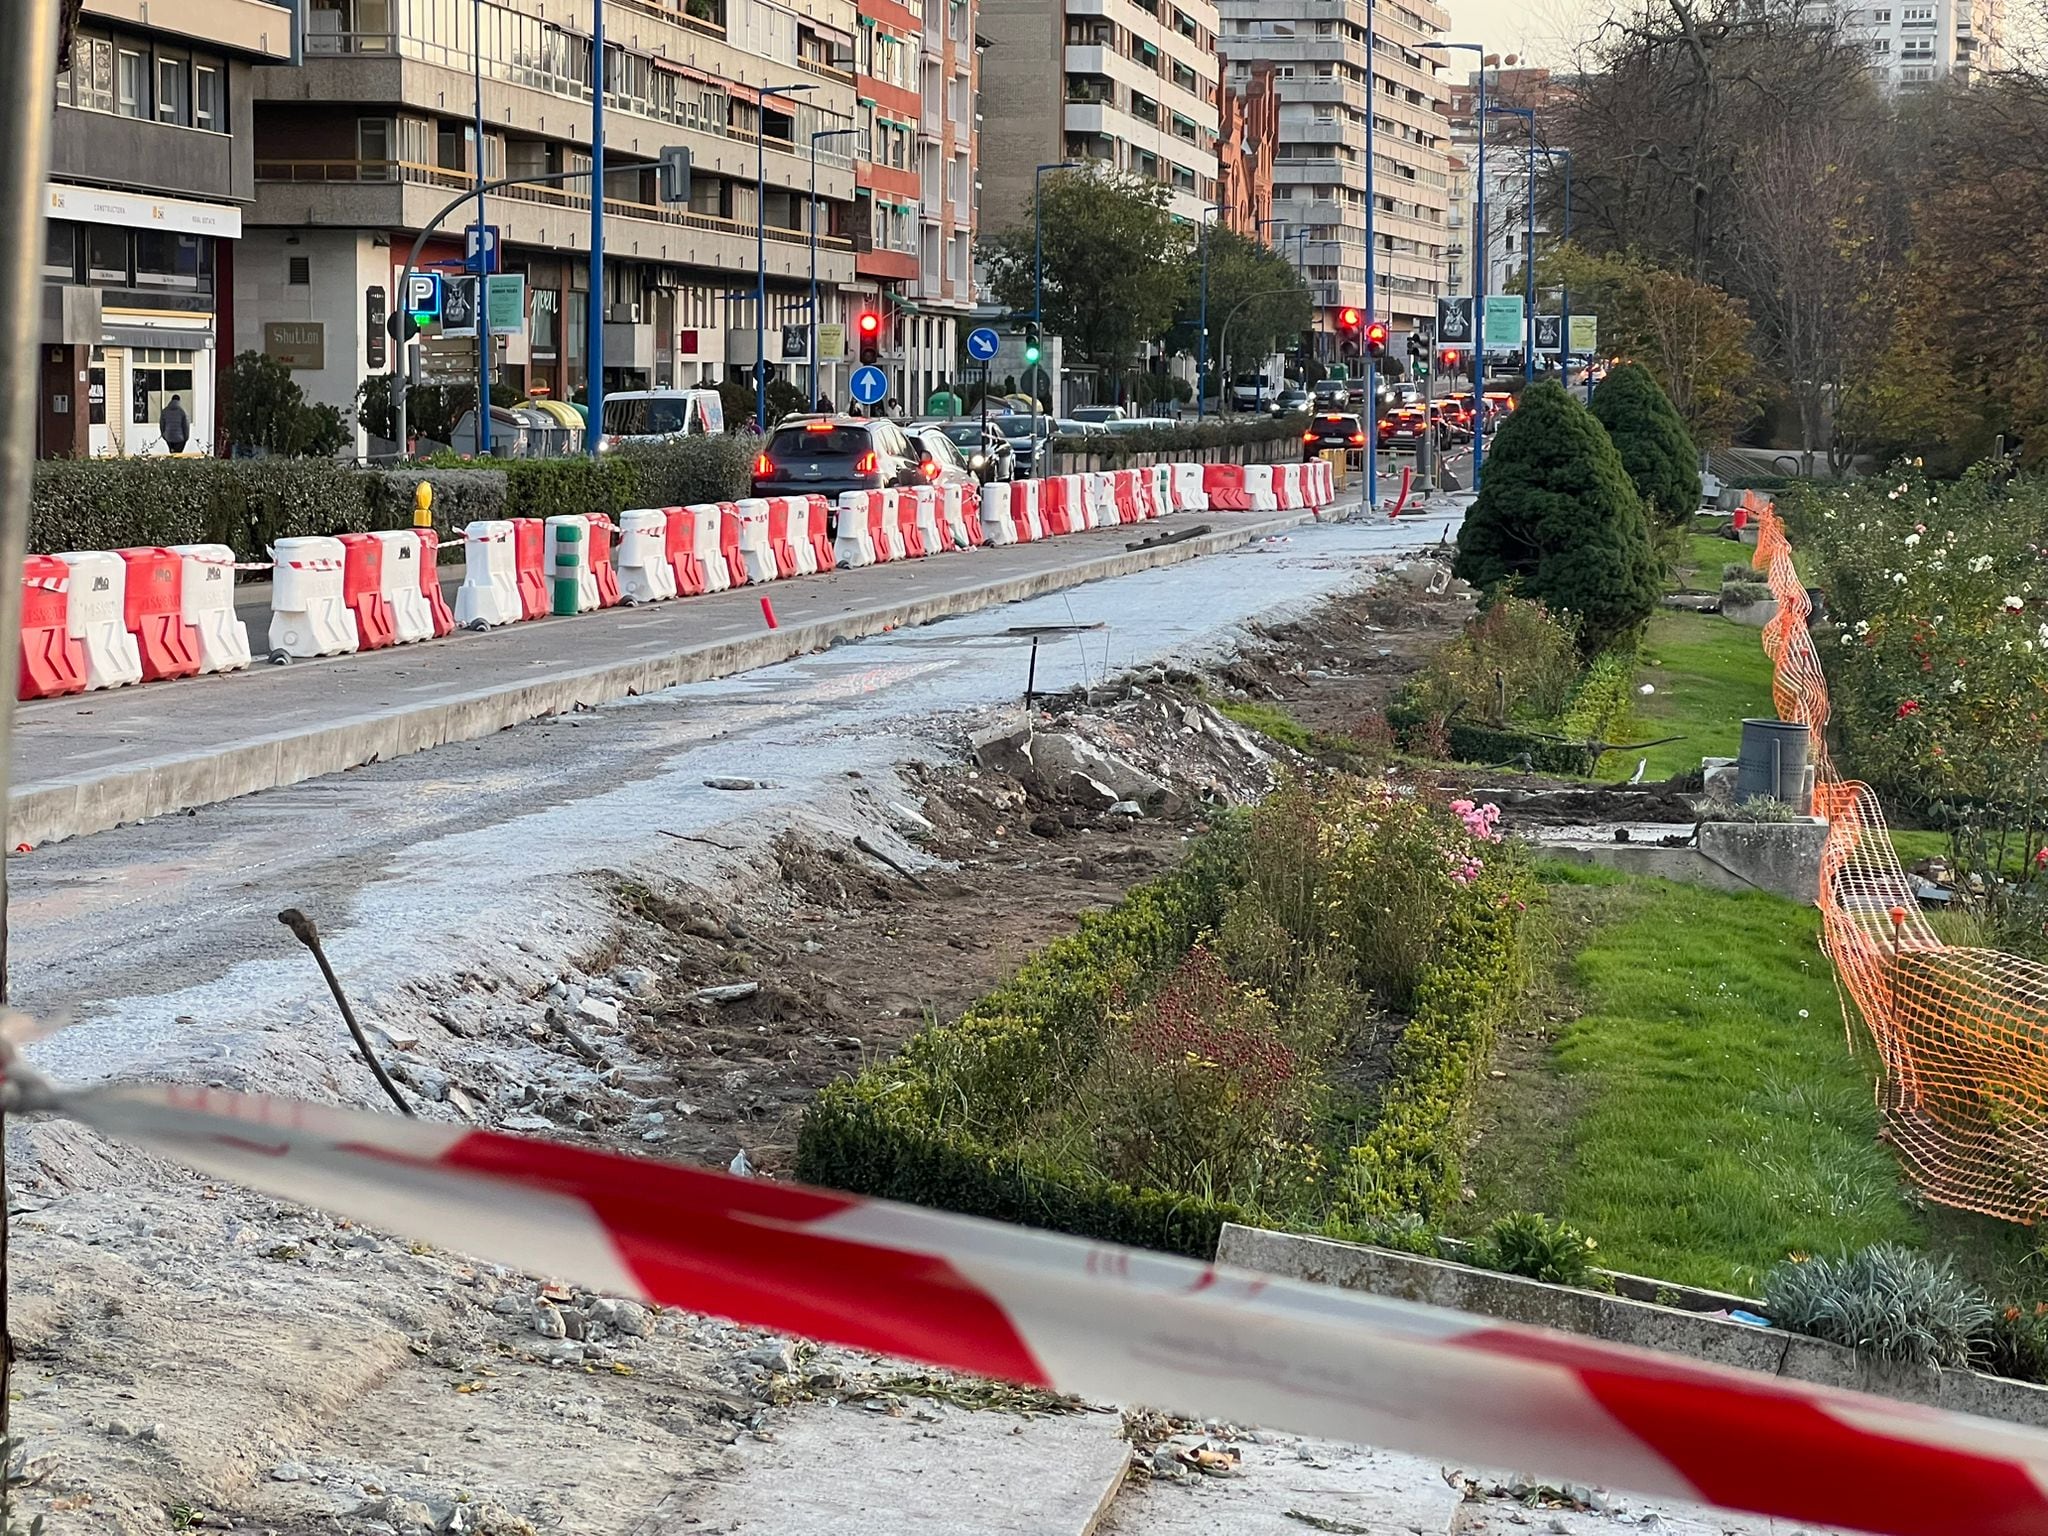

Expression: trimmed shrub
xmin=1589 ymin=362 xmax=1701 ymax=528
xmin=1473 ymin=1211 xmax=1598 ymax=1287
xmin=1763 ymin=1244 xmax=1992 ymax=1369
xmin=1048 ymin=413 xmax=1309 ymax=463
xmin=617 ymin=435 xmax=754 ymax=508
xmin=1453 ymin=381 xmax=1661 ymax=655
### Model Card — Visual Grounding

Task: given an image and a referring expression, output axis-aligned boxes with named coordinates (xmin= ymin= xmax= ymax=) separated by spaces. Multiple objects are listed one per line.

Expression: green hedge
xmin=798 ymin=813 xmax=1536 ymax=1258
xmin=1329 ymin=856 xmax=1533 ymax=1226
xmin=1383 ymin=700 xmax=1602 ymax=775
xmin=797 ymin=821 xmax=1257 ymax=1258
xmin=1048 ymin=412 xmax=1310 ymax=463
xmin=28 ymin=436 xmax=752 ymax=561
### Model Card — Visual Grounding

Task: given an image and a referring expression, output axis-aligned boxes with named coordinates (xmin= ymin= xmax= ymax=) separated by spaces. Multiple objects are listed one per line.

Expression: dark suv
xmin=1301 ymin=412 xmax=1368 ymax=461
xmin=752 ymin=417 xmax=927 ymax=499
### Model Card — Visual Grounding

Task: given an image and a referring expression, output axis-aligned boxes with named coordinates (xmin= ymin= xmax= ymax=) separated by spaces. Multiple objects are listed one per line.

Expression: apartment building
xmin=249 ymin=0 xmax=860 ymax=441
xmin=41 ymin=0 xmax=296 ymax=458
xmin=1442 ymin=69 xmax=1561 ymax=315
xmin=1216 ymin=0 xmax=1452 ymax=348
xmin=979 ymin=0 xmax=1222 ymax=227
xmin=849 ymin=0 xmax=978 ymax=406
xmin=1846 ymin=0 xmax=2002 ymax=86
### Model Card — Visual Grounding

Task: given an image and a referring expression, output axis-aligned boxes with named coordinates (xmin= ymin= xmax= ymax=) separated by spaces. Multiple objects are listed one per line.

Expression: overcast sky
xmin=1443 ymin=0 xmax=1597 ymax=68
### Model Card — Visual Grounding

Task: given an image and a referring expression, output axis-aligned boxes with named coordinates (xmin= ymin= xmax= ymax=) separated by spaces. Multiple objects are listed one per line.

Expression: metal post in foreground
xmin=808 ymin=127 xmax=856 ymax=409
xmin=1363 ymin=0 xmax=1377 ymax=510
xmin=1031 ymin=161 xmax=1077 ymax=468
xmin=472 ymin=0 xmax=491 ymax=456
xmin=756 ymin=82 xmax=818 ymax=432
xmin=0 ymin=0 xmax=62 ymax=1446
xmin=587 ymin=0 xmax=606 ymax=455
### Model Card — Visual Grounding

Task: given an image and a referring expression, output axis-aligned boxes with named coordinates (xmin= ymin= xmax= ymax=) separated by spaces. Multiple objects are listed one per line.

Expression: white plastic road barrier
xmin=617 ymin=509 xmax=679 ymax=604
xmin=267 ymin=536 xmax=357 ymax=659
xmin=875 ymin=489 xmax=907 ymax=561
xmin=543 ymin=515 xmax=599 ymax=614
xmin=1017 ymin=478 xmax=1046 ymax=540
xmin=907 ymin=485 xmax=946 ymax=554
xmin=732 ymin=499 xmax=779 ymax=585
xmin=833 ymin=491 xmax=878 ymax=567
xmin=938 ymin=484 xmax=973 ymax=551
xmin=783 ymin=497 xmax=820 ymax=577
xmin=168 ymin=543 xmax=253 ymax=675
xmin=371 ymin=530 xmax=434 ymax=645
xmin=55 ymin=550 xmax=145 ymax=689
xmin=1083 ymin=472 xmax=1118 ymax=529
xmin=456 ymin=521 xmax=521 ymax=628
xmin=1317 ymin=460 xmax=1336 ymax=506
xmin=1173 ymin=462 xmax=1209 ymax=511
xmin=682 ymin=504 xmax=731 ymax=594
xmin=1149 ymin=464 xmax=1174 ymax=516
xmin=980 ymin=483 xmax=1017 ymax=545
xmin=1241 ymin=463 xmax=1279 ymax=512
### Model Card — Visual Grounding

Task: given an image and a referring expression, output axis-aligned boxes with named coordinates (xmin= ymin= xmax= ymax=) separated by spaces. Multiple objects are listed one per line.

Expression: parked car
xmin=598 ymin=388 xmax=725 ymax=449
xmin=910 ymin=427 xmax=979 ymax=490
xmin=915 ymin=418 xmax=1015 ymax=482
xmin=751 ymin=416 xmax=927 ymax=501
xmin=1302 ymin=412 xmax=1368 ymax=461
xmin=988 ymin=413 xmax=1058 ymax=474
xmin=1067 ymin=405 xmax=1127 ymax=425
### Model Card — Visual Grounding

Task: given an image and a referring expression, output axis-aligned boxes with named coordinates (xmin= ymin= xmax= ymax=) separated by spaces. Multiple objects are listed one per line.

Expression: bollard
xmin=413 ymin=481 xmax=434 ymax=529
xmin=551 ymin=519 xmax=584 ymax=616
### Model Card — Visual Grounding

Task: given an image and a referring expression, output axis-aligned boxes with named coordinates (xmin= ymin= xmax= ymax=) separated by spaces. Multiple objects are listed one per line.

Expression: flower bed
xmin=797 ymin=777 xmax=1535 ymax=1257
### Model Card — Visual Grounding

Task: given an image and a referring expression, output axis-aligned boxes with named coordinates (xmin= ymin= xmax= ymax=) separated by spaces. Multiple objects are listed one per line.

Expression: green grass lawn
xmin=1622 ymin=609 xmax=1778 ymax=780
xmin=1677 ymin=530 xmax=1753 ymax=592
xmin=1455 ymin=862 xmax=2040 ymax=1298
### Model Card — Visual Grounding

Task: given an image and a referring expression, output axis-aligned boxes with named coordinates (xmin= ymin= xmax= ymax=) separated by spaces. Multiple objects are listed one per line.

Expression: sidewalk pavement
xmin=14 ymin=506 xmax=1334 ymax=847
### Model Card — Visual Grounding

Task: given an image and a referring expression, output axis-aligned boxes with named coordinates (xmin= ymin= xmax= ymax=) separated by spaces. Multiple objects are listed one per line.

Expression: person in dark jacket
xmin=159 ymin=395 xmax=191 ymax=455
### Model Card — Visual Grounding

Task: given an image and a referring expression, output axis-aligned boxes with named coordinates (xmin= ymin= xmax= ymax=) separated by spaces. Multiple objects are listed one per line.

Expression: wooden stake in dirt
xmin=278 ymin=909 xmax=414 ymax=1117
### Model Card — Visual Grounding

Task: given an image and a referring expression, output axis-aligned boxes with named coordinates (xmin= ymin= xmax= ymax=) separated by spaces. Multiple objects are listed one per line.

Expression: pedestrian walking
xmin=816 ymin=393 xmax=834 ymax=413
xmin=160 ymin=394 xmax=190 ymax=456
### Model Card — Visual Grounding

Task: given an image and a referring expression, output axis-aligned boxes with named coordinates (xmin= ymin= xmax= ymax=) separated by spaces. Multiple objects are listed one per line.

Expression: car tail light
xmin=753 ymin=453 xmax=773 ymax=477
xmin=856 ymin=450 xmax=879 ymax=474
xmin=1349 ymin=433 xmax=1366 ymax=446
xmin=804 ymin=421 xmax=834 ymax=432
xmin=1302 ymin=431 xmax=1315 ymax=442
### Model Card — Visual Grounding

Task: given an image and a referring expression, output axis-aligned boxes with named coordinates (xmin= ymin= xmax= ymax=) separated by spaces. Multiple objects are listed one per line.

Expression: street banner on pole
xmin=1483 ymin=295 xmax=1523 ymax=349
xmin=440 ymin=276 xmax=479 ymax=338
xmin=1533 ymin=314 xmax=1563 ymax=354
xmin=816 ymin=323 xmax=846 ymax=362
xmin=1568 ymin=314 xmax=1599 ymax=354
xmin=485 ymin=274 xmax=526 ymax=337
xmin=1435 ymin=297 xmax=1474 ymax=348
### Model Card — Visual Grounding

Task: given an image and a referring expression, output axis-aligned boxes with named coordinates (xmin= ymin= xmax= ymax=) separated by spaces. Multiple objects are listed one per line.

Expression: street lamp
xmin=1197 ymin=202 xmax=1220 ymax=422
xmin=1484 ymin=104 xmax=1537 ymax=384
xmin=587 ymin=0 xmax=607 ymax=456
xmin=1362 ymin=0 xmax=1376 ymax=509
xmin=756 ymin=81 xmax=819 ymax=432
xmin=809 ymin=125 xmax=859 ymax=409
xmin=1538 ymin=145 xmax=1574 ymax=394
xmin=471 ymin=0 xmax=490 ymax=456
xmin=1422 ymin=40 xmax=1487 ymax=489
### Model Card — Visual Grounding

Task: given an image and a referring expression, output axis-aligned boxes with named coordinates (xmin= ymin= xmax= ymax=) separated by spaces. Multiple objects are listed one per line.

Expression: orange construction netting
xmin=1752 ymin=495 xmax=2048 ymax=1224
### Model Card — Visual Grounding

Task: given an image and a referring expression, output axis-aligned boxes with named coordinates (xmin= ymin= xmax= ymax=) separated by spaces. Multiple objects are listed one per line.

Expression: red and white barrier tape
xmin=13 ymin=1077 xmax=2048 ymax=1536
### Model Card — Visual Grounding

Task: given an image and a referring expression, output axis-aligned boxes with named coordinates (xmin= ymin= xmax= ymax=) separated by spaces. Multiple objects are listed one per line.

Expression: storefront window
xmin=134 ymin=232 xmax=210 ymax=292
xmin=530 ymin=286 xmax=559 ymax=358
xmin=130 ymin=350 xmax=197 ymax=429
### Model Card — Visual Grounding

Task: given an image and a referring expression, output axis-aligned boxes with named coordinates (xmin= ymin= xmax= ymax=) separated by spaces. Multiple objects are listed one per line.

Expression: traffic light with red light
xmin=1438 ymin=346 xmax=1462 ymax=372
xmin=857 ymin=309 xmax=882 ymax=365
xmin=1335 ymin=306 xmax=1363 ymax=359
xmin=1365 ymin=321 xmax=1389 ymax=360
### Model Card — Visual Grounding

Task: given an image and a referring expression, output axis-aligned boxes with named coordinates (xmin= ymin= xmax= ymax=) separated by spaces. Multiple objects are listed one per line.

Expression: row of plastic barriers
xmin=18 ymin=459 xmax=1334 ymax=699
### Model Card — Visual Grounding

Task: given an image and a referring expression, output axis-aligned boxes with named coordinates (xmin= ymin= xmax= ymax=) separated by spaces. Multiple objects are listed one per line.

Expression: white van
xmin=599 ymin=389 xmax=726 ymax=448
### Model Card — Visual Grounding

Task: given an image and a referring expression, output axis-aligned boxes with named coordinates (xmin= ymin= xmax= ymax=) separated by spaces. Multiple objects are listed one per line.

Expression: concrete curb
xmin=14 ymin=512 xmax=1317 ymax=847
xmin=1216 ymin=1223 xmax=2048 ymax=1428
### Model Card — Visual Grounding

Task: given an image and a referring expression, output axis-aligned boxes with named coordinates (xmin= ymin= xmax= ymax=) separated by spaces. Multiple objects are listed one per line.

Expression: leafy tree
xmin=1453 ymin=381 xmax=1659 ymax=654
xmin=1589 ymin=362 xmax=1700 ymax=526
xmin=1168 ymin=227 xmax=1311 ymax=386
xmin=222 ymin=351 xmax=348 ymax=458
xmin=1541 ymin=245 xmax=1755 ymax=443
xmin=980 ymin=170 xmax=1193 ymax=379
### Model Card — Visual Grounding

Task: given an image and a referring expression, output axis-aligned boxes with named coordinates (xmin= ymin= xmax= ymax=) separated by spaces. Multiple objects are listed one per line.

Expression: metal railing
xmin=253 ymin=158 xmax=853 ymax=250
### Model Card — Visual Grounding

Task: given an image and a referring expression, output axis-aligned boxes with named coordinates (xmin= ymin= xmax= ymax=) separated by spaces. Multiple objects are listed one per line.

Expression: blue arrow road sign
xmin=850 ymin=365 xmax=888 ymax=406
xmin=966 ymin=326 xmax=1000 ymax=362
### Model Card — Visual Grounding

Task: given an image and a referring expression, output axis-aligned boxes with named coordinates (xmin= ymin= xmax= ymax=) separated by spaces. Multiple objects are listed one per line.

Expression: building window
xmin=194 ymin=65 xmax=223 ymax=132
xmin=135 ymin=232 xmax=209 ymax=291
xmin=59 ymin=35 xmax=115 ymax=112
xmin=157 ymin=51 xmax=191 ymax=125
xmin=44 ymin=223 xmax=79 ymax=283
xmin=130 ymin=351 xmax=197 ymax=429
xmin=87 ymin=226 xmax=128 ymax=285
xmin=117 ymin=47 xmax=148 ymax=118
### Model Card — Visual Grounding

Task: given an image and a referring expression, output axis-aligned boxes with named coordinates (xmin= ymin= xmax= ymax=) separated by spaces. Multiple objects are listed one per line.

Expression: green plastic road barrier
xmin=551 ymin=520 xmax=584 ymax=616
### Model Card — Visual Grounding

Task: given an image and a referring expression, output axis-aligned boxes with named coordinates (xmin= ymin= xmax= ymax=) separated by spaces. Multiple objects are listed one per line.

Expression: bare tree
xmin=58 ymin=0 xmax=84 ymax=74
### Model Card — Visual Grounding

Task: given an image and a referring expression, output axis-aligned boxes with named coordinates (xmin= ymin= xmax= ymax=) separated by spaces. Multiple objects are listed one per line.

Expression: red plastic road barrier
xmin=337 ymin=533 xmax=395 ymax=651
xmin=585 ymin=515 xmax=622 ymax=608
xmin=760 ymin=595 xmax=779 ymax=630
xmin=18 ymin=555 xmax=84 ymax=700
xmin=866 ymin=493 xmax=895 ymax=562
xmin=1036 ymin=478 xmax=1068 ymax=537
xmin=896 ymin=492 xmax=926 ymax=559
xmin=665 ymin=508 xmax=707 ymax=596
xmin=1114 ymin=472 xmax=1140 ymax=525
xmin=116 ymin=546 xmax=201 ymax=680
xmin=765 ymin=500 xmax=802 ymax=577
xmin=1203 ymin=463 xmax=1252 ymax=511
xmin=415 ymin=529 xmax=456 ymax=638
xmin=512 ymin=518 xmax=548 ymax=620
xmin=961 ymin=485 xmax=986 ymax=547
xmin=805 ymin=494 xmax=838 ymax=571
xmin=718 ymin=503 xmax=750 ymax=588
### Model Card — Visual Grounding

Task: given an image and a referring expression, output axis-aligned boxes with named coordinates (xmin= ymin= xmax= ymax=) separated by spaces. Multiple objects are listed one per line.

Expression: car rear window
xmin=604 ymin=398 xmax=689 ymax=436
xmin=1314 ymin=415 xmax=1361 ymax=431
xmin=938 ymin=423 xmax=983 ymax=446
xmin=768 ymin=425 xmax=871 ymax=457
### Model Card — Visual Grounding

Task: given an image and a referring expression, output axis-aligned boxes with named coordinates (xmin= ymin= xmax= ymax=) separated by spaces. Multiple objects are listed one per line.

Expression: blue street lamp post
xmin=1196 ymin=202 xmax=1220 ymax=422
xmin=1539 ymin=145 xmax=1574 ymax=393
xmin=1253 ymin=217 xmax=1308 ymax=413
xmin=1031 ymin=161 xmax=1077 ymax=444
xmin=1362 ymin=0 xmax=1376 ymax=509
xmin=586 ymin=0 xmax=605 ymax=455
xmin=809 ymin=126 xmax=858 ymax=409
xmin=756 ymin=82 xmax=819 ymax=432
xmin=1423 ymin=40 xmax=1486 ymax=489
xmin=472 ymin=0 xmax=490 ymax=456
xmin=1483 ymin=104 xmax=1537 ymax=384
